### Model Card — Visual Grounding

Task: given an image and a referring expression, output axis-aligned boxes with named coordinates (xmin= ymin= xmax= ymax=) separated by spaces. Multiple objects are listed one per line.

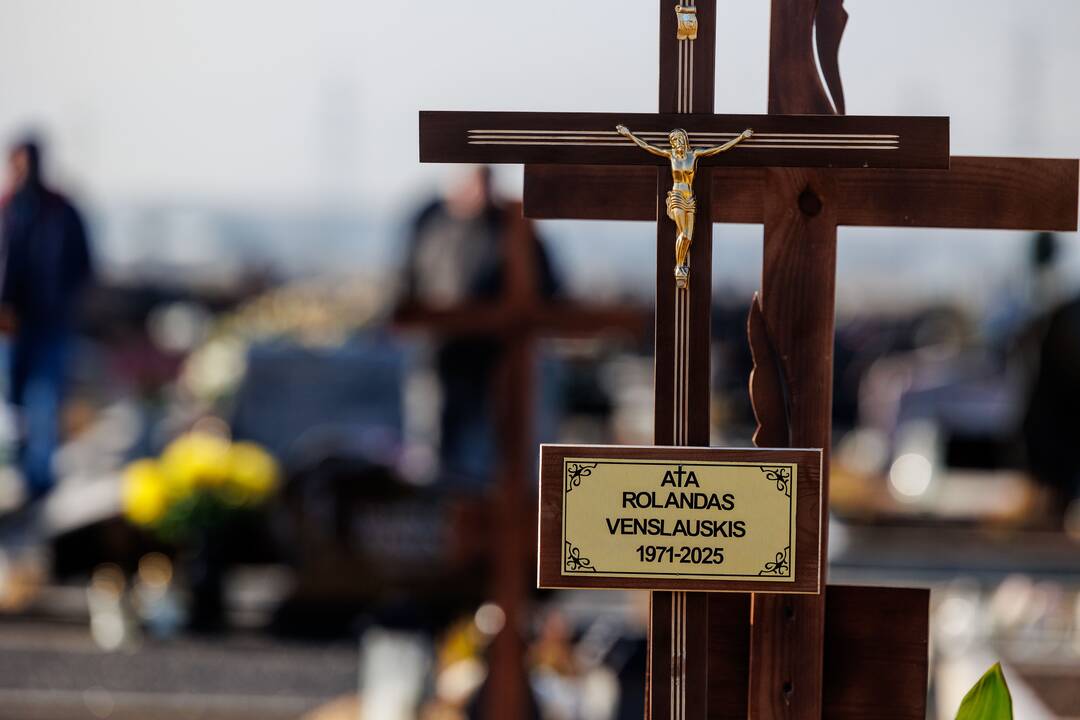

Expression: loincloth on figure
xmin=665 ymin=190 xmax=696 ymax=221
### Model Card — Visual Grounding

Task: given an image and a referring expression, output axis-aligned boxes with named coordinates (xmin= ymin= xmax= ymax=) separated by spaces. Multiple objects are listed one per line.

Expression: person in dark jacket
xmin=1 ymin=137 xmax=94 ymax=501
xmin=400 ymin=167 xmax=559 ymax=488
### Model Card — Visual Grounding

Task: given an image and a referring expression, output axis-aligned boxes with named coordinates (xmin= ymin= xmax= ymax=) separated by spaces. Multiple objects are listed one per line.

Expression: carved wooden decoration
xmin=747 ymin=293 xmax=790 ymax=448
xmin=814 ymin=0 xmax=849 ymax=115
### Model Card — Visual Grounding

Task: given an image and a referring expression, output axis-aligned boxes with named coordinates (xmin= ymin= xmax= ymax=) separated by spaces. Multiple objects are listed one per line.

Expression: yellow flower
xmin=224 ymin=441 xmax=280 ymax=505
xmin=160 ymin=432 xmax=232 ymax=495
xmin=122 ymin=460 xmax=171 ymax=527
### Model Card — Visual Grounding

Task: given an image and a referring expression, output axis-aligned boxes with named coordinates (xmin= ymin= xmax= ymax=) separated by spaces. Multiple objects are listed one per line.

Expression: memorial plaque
xmin=538 ymin=445 xmax=823 ymax=594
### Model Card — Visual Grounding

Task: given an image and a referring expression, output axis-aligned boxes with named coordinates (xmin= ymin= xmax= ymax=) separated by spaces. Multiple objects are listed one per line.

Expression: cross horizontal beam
xmin=394 ymin=301 xmax=649 ymax=338
xmin=523 ymin=157 xmax=1079 ymax=231
xmin=420 ymin=111 xmax=949 ymax=169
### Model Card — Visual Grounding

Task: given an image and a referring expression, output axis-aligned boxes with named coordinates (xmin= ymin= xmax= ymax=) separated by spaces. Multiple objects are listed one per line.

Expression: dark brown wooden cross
xmin=414 ymin=4 xmax=969 ymax=720
xmin=417 ymin=7 xmax=950 ymax=720
xmin=521 ymin=2 xmax=1079 ymax=719
xmin=394 ymin=202 xmax=648 ymax=718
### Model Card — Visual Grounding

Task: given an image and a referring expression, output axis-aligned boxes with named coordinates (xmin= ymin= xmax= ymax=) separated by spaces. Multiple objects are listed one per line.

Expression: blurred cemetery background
xmin=2 ymin=1 xmax=1080 ymax=718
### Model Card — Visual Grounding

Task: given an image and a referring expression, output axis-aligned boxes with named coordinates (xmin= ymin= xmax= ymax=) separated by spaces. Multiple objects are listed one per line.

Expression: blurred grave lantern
xmin=87 ymin=563 xmax=140 ymax=651
xmin=133 ymin=552 xmax=184 ymax=638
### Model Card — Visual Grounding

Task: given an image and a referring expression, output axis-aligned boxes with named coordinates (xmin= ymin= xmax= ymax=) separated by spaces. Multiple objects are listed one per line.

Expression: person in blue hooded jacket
xmin=1 ymin=137 xmax=94 ymax=502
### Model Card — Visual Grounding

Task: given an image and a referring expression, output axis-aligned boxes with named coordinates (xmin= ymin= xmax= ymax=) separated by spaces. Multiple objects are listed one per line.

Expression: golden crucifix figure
xmin=616 ymin=125 xmax=753 ymax=288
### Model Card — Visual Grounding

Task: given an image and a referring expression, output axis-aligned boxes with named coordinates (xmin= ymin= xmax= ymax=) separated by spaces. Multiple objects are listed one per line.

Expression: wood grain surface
xmin=524 ymin=157 xmax=1079 ymax=232
xmin=821 ymin=586 xmax=930 ymax=719
xmin=705 ymin=585 xmax=930 ymax=719
xmin=650 ymin=3 xmax=721 ymax=717
xmin=420 ymin=111 xmax=949 ymax=169
xmin=747 ymin=168 xmax=839 ymax=720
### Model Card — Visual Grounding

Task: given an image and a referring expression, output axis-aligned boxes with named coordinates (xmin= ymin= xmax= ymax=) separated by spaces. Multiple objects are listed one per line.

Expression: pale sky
xmin=1 ymin=1 xmax=1079 ymax=302
xmin=3 ymin=0 xmax=1079 ymax=208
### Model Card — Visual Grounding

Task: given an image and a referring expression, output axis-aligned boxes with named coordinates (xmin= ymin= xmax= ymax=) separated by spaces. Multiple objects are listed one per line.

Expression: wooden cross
xmin=394 ymin=202 xmax=648 ymax=718
xmin=521 ymin=2 xmax=1079 ymax=719
xmin=415 ymin=4 xmax=962 ymax=720
xmin=418 ymin=5 xmax=949 ymax=720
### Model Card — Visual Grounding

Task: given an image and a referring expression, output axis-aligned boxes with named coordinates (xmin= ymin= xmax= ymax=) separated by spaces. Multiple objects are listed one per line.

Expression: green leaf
xmin=955 ymin=662 xmax=1013 ymax=720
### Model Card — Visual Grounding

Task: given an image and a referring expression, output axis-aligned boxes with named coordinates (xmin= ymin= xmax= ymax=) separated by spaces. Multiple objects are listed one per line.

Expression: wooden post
xmin=747 ymin=169 xmax=837 ymax=719
xmin=649 ymin=2 xmax=715 ymax=717
xmin=746 ymin=4 xmax=841 ymax=716
xmin=486 ymin=208 xmax=537 ymax=718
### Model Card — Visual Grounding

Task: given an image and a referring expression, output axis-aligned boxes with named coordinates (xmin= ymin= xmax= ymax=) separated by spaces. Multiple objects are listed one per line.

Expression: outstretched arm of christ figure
xmin=695 ymin=128 xmax=754 ymax=158
xmin=616 ymin=125 xmax=670 ymax=158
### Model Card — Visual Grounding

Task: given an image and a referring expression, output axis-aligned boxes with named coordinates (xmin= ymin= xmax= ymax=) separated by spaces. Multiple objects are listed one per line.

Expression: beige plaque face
xmin=538 ymin=445 xmax=823 ymax=594
xmin=562 ymin=458 xmax=795 ymax=582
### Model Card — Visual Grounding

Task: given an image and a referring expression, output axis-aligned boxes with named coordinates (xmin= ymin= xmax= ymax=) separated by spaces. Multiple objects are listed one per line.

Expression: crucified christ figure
xmin=616 ymin=125 xmax=753 ymax=288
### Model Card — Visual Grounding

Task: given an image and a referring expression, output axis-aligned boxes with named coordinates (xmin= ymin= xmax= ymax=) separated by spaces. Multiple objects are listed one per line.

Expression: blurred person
xmin=399 ymin=167 xmax=558 ymax=487
xmin=0 ymin=136 xmax=94 ymax=503
xmin=1013 ymin=232 xmax=1080 ymax=525
xmin=1022 ymin=292 xmax=1080 ymax=523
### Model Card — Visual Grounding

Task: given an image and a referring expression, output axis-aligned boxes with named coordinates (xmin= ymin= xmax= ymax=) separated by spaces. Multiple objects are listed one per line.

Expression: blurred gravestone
xmin=230 ymin=334 xmax=492 ymax=633
xmin=230 ymin=334 xmax=407 ymax=464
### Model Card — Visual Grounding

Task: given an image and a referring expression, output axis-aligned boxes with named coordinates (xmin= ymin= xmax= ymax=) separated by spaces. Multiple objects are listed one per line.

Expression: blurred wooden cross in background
xmin=394 ymin=203 xmax=649 ymax=717
xmin=523 ymin=1 xmax=1078 ymax=718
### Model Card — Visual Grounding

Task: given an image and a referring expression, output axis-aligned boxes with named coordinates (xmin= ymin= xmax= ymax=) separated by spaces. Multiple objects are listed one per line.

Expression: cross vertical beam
xmin=396 ymin=204 xmax=649 ymax=719
xmin=486 ymin=205 xmax=536 ymax=719
xmin=659 ymin=0 xmax=716 ymax=113
xmin=748 ymin=2 xmax=840 ymax=717
xmin=748 ymin=169 xmax=837 ymax=719
xmin=650 ymin=2 xmax=715 ymax=719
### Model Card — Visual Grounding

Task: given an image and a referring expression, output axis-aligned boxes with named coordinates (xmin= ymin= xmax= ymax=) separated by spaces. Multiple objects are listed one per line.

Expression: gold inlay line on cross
xmin=469 ymin=129 xmax=899 ymax=139
xmin=466 ymin=130 xmax=900 ymax=150
xmin=672 ymin=3 xmax=694 ymax=714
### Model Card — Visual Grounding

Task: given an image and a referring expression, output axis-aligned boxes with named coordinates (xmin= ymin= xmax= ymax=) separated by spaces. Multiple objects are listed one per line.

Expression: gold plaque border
xmin=537 ymin=444 xmax=823 ymax=595
xmin=560 ymin=458 xmax=796 ymax=581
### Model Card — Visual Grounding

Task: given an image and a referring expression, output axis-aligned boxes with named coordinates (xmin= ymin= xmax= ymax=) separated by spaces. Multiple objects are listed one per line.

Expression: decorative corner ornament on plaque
xmin=615 ymin=125 xmax=753 ymax=289
xmin=674 ymin=5 xmax=698 ymax=40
